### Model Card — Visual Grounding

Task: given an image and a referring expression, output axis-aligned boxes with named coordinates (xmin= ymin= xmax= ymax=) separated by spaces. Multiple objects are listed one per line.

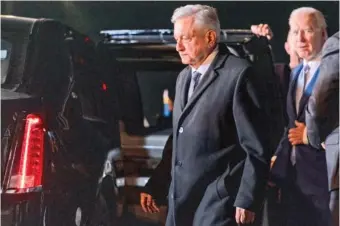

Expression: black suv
xmin=94 ymin=29 xmax=285 ymax=225
xmin=1 ymin=15 xmax=120 ymax=226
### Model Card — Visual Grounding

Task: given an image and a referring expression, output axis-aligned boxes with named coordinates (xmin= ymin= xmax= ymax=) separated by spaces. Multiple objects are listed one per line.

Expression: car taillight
xmin=101 ymin=82 xmax=108 ymax=91
xmin=84 ymin=36 xmax=91 ymax=43
xmin=8 ymin=114 xmax=45 ymax=191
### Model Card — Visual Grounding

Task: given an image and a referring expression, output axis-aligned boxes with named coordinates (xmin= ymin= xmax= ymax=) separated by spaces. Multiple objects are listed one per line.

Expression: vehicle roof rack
xmin=100 ymin=29 xmax=254 ymax=44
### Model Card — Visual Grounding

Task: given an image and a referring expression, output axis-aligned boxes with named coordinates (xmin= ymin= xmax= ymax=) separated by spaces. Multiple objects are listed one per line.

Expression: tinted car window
xmin=110 ymin=45 xmax=184 ymax=132
xmin=1 ymin=20 xmax=32 ymax=88
xmin=1 ymin=39 xmax=12 ymax=84
xmin=136 ymin=70 xmax=177 ymax=127
xmin=116 ymin=50 xmax=185 ymax=130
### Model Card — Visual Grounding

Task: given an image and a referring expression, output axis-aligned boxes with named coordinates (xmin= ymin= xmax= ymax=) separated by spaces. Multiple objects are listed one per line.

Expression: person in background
xmin=290 ymin=31 xmax=339 ymax=226
xmin=284 ymin=30 xmax=302 ymax=70
xmin=270 ymin=7 xmax=330 ymax=226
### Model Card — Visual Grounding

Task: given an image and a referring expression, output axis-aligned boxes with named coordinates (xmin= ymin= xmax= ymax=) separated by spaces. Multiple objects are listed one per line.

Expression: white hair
xmin=171 ymin=4 xmax=221 ymax=41
xmin=289 ymin=7 xmax=327 ymax=30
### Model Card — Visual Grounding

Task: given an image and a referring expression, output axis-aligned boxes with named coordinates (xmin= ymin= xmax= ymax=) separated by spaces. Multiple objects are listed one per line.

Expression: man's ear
xmin=206 ymin=30 xmax=217 ymax=47
xmin=322 ymin=28 xmax=328 ymax=42
xmin=284 ymin=42 xmax=291 ymax=55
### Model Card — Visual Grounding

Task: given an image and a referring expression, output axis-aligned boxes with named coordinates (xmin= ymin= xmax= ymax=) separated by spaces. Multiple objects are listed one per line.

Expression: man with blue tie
xmin=289 ymin=31 xmax=339 ymax=226
xmin=270 ymin=7 xmax=331 ymax=226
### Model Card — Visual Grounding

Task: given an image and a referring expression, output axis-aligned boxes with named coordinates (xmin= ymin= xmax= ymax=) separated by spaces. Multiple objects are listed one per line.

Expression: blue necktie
xmin=296 ymin=64 xmax=310 ymax=113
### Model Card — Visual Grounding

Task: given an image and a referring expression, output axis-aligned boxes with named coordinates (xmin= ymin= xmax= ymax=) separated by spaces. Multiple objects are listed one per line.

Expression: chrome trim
xmin=116 ymin=177 xmax=150 ymax=187
xmin=100 ymin=29 xmax=253 ymax=44
xmin=101 ymin=148 xmax=123 ymax=178
xmin=122 ymin=144 xmax=164 ymax=150
xmin=2 ymin=185 xmax=43 ymax=194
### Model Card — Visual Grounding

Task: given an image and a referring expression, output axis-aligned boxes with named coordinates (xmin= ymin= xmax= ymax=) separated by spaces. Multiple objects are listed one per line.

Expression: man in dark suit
xmin=270 ymin=7 xmax=331 ymax=226
xmin=290 ymin=31 xmax=339 ymax=226
xmin=144 ymin=4 xmax=272 ymax=226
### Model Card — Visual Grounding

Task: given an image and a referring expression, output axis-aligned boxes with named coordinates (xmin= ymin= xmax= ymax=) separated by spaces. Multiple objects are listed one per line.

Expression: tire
xmin=88 ymin=193 xmax=113 ymax=226
xmin=42 ymin=191 xmax=81 ymax=226
xmin=87 ymin=176 xmax=119 ymax=226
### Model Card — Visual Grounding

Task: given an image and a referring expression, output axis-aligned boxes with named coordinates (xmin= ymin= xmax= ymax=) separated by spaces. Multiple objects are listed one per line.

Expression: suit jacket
xmin=305 ymin=31 xmax=339 ymax=190
xmin=166 ymin=44 xmax=272 ymax=226
xmin=271 ymin=63 xmax=329 ymax=197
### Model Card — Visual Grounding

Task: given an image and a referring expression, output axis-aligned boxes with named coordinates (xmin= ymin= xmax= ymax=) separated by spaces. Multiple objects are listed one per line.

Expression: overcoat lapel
xmin=179 ymin=67 xmax=191 ymax=111
xmin=176 ymin=49 xmax=229 ymax=132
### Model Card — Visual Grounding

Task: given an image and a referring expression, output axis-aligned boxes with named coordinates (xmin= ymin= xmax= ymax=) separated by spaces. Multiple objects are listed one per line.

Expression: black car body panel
xmin=1 ymin=15 xmax=120 ymax=226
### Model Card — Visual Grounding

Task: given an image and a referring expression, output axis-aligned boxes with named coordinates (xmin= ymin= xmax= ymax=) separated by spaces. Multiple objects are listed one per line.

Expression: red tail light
xmin=84 ymin=36 xmax=91 ymax=42
xmin=8 ymin=114 xmax=45 ymax=190
xmin=101 ymin=82 xmax=108 ymax=91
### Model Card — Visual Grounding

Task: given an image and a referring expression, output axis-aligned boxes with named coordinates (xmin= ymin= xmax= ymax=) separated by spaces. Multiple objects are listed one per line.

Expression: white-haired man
xmin=143 ymin=4 xmax=272 ymax=226
xmin=270 ymin=7 xmax=331 ymax=226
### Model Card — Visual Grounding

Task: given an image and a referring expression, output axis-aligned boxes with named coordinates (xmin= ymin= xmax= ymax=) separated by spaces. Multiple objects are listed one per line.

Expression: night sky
xmin=1 ymin=1 xmax=339 ymax=62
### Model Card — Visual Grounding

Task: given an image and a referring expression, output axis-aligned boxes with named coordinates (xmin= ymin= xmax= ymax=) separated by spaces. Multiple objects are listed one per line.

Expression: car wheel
xmin=43 ymin=193 xmax=81 ymax=226
xmin=43 ymin=204 xmax=62 ymax=226
xmin=75 ymin=207 xmax=82 ymax=226
xmin=87 ymin=192 xmax=116 ymax=226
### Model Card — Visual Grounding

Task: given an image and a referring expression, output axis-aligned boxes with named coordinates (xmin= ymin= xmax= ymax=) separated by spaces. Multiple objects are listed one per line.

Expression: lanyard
xmin=292 ymin=63 xmax=320 ymax=96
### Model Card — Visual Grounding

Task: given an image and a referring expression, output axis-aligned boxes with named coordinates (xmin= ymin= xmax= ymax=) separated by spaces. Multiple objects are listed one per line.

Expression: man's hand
xmin=235 ymin=207 xmax=255 ymax=224
xmin=267 ymin=156 xmax=277 ymax=187
xmin=288 ymin=121 xmax=306 ymax=145
xmin=270 ymin=156 xmax=277 ymax=170
xmin=140 ymin=192 xmax=160 ymax=213
xmin=250 ymin=24 xmax=273 ymax=40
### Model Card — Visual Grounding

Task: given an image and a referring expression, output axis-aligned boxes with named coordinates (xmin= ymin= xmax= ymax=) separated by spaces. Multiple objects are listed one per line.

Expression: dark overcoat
xmin=166 ymin=44 xmax=271 ymax=226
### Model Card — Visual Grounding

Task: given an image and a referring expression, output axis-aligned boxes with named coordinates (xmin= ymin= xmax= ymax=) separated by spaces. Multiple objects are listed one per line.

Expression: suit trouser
xmin=282 ymin=164 xmax=331 ymax=226
xmin=259 ymin=186 xmax=284 ymax=226
xmin=329 ymin=189 xmax=339 ymax=226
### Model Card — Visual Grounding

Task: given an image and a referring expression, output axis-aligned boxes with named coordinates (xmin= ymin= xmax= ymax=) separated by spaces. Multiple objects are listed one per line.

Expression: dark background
xmin=1 ymin=1 xmax=339 ymax=62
